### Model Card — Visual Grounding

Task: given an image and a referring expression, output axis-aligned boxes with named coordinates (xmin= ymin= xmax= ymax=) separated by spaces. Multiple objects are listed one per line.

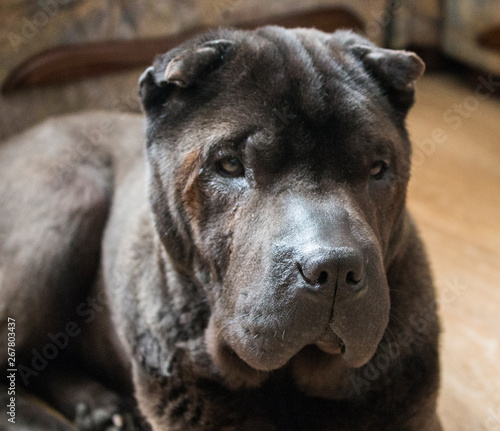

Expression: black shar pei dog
xmin=0 ymin=27 xmax=441 ymax=430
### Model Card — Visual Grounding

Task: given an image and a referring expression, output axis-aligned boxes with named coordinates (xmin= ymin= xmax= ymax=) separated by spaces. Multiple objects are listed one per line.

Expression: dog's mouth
xmin=315 ymin=329 xmax=345 ymax=355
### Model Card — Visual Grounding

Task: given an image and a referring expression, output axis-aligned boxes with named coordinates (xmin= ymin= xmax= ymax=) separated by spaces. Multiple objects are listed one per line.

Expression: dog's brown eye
xmin=370 ymin=160 xmax=389 ymax=180
xmin=217 ymin=157 xmax=244 ymax=177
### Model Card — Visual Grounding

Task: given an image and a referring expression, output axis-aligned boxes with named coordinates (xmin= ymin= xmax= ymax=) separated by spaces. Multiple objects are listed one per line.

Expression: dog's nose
xmin=297 ymin=247 xmax=365 ymax=292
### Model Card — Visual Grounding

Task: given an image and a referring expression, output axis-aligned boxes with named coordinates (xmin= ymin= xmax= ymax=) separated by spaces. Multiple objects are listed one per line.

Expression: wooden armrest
xmin=1 ymin=7 xmax=362 ymax=94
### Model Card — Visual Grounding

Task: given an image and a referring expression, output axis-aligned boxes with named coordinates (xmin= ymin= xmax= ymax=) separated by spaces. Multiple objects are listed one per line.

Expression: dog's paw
xmin=74 ymin=402 xmax=136 ymax=431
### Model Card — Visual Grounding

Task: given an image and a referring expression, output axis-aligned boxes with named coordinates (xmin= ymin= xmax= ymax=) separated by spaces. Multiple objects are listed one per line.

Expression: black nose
xmin=297 ymin=247 xmax=365 ymax=291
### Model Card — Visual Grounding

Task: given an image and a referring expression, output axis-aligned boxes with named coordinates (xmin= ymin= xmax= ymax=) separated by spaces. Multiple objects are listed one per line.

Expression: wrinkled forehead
xmin=223 ymin=27 xmax=383 ymax=123
xmin=166 ymin=28 xmax=404 ymax=164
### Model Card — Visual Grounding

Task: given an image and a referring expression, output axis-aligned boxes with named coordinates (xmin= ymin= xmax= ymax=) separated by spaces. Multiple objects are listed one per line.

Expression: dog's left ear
xmin=163 ymin=39 xmax=235 ymax=87
xmin=351 ymin=44 xmax=425 ymax=113
xmin=139 ymin=39 xmax=235 ymax=112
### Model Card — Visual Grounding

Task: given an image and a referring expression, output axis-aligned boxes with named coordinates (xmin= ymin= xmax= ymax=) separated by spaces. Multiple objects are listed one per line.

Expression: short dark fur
xmin=0 ymin=27 xmax=441 ymax=430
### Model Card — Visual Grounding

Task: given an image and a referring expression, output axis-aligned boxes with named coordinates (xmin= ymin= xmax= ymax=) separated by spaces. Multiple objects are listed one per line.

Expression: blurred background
xmin=1 ymin=0 xmax=500 ymax=138
xmin=1 ymin=1 xmax=499 ymax=430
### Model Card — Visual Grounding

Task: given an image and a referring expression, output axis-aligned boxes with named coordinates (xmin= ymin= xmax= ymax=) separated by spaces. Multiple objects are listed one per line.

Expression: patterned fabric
xmin=0 ymin=0 xmax=388 ymax=85
xmin=0 ymin=0 xmax=392 ymax=140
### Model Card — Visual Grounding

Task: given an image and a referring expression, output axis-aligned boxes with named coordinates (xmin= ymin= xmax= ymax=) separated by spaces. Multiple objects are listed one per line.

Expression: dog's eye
xmin=216 ymin=157 xmax=244 ymax=177
xmin=370 ymin=160 xmax=389 ymax=180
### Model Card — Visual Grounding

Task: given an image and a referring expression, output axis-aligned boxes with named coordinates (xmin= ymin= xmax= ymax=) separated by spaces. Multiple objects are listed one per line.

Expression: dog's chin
xmin=228 ymin=323 xmax=385 ymax=372
xmin=205 ymin=316 xmax=272 ymax=389
xmin=319 ymin=324 xmax=387 ymax=369
xmin=315 ymin=330 xmax=345 ymax=355
xmin=214 ymin=320 xmax=383 ymax=374
xmin=229 ymin=338 xmax=303 ymax=372
xmin=230 ymin=337 xmax=375 ymax=373
xmin=206 ymin=320 xmax=304 ymax=373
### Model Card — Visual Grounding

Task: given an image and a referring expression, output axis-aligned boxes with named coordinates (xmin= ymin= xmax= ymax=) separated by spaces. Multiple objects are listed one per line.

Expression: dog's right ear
xmin=139 ymin=39 xmax=235 ymax=112
xmin=350 ymin=44 xmax=425 ymax=114
xmin=138 ymin=66 xmax=166 ymax=113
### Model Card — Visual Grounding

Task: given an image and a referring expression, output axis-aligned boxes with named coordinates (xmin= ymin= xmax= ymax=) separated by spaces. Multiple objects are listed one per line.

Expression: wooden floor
xmin=2 ymin=73 xmax=497 ymax=430
xmin=406 ymin=73 xmax=500 ymax=431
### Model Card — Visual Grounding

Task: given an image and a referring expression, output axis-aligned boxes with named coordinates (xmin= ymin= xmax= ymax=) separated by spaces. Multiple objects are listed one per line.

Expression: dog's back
xmin=0 ymin=112 xmax=145 ymax=429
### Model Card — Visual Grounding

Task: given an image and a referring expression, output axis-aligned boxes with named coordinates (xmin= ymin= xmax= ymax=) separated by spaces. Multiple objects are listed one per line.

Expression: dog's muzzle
xmin=219 ymin=197 xmax=390 ymax=370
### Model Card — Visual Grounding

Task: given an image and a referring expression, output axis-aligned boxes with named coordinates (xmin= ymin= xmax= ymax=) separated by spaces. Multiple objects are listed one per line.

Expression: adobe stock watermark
xmin=52 ymin=116 xmax=116 ymax=187
xmin=364 ymin=0 xmax=406 ymax=40
xmin=6 ymin=318 xmax=16 ymax=425
xmin=272 ymin=105 xmax=297 ymax=133
xmin=411 ymin=73 xmax=500 ymax=169
xmin=205 ymin=0 xmax=240 ymax=20
xmin=17 ymin=321 xmax=82 ymax=385
xmin=6 ymin=0 xmax=73 ymax=53
xmin=17 ymin=293 xmax=106 ymax=385
xmin=349 ymin=298 xmax=438 ymax=396
xmin=17 ymin=268 xmax=128 ymax=386
xmin=437 ymin=278 xmax=468 ymax=308
xmin=52 ymin=94 xmax=138 ymax=186
xmin=350 ymin=277 xmax=469 ymax=396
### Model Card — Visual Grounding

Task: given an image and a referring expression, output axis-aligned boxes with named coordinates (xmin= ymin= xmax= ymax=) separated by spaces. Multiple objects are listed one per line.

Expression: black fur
xmin=0 ymin=27 xmax=440 ymax=431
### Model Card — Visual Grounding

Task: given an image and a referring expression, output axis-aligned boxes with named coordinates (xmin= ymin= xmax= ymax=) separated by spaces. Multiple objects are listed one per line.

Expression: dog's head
xmin=139 ymin=27 xmax=424 ymax=376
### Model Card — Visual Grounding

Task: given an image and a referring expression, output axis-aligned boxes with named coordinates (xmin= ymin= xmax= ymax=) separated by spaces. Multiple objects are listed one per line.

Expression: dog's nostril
xmin=297 ymin=263 xmax=328 ymax=285
xmin=340 ymin=341 xmax=346 ymax=354
xmin=317 ymin=271 xmax=328 ymax=285
xmin=346 ymin=271 xmax=360 ymax=285
xmin=296 ymin=248 xmax=365 ymax=291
